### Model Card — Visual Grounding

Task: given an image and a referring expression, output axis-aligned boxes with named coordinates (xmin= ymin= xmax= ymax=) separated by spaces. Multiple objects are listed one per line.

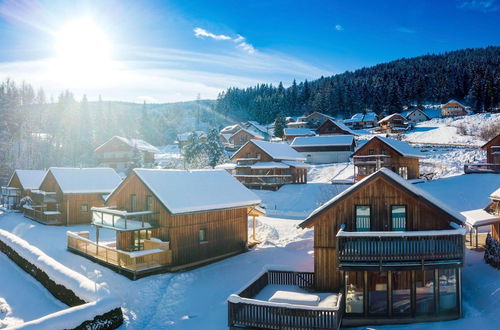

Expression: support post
xmin=476 ymin=227 xmax=479 ymax=249
xmin=253 ymin=215 xmax=256 ymax=241
xmin=96 ymin=226 xmax=100 ymax=256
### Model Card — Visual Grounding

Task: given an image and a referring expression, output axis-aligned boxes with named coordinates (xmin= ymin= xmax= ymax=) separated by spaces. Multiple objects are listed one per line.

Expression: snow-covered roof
xmin=46 ymin=167 xmax=122 ymax=194
xmin=177 ymin=131 xmax=207 ymax=142
xmin=251 ymin=140 xmax=306 ymax=161
xmin=301 ymin=168 xmax=465 ymax=227
xmin=378 ymin=113 xmax=405 ymax=123
xmin=220 ymin=124 xmax=242 ymax=134
xmin=220 ymin=133 xmax=232 ymax=141
xmin=351 ymin=113 xmax=364 ymax=121
xmin=291 ymin=135 xmax=354 ymax=147
xmin=215 ymin=163 xmax=237 ymax=170
xmin=403 ymin=108 xmax=430 ymax=120
xmin=324 ymin=120 xmax=358 ymax=135
xmin=363 ymin=112 xmax=377 ymax=121
xmin=132 ymin=169 xmax=261 ymax=214
xmin=230 ymin=128 xmax=264 ymax=140
xmin=245 ymin=121 xmax=269 ymax=135
xmin=370 ymin=136 xmax=423 ymax=158
xmin=282 ymin=160 xmax=311 ymax=168
xmin=490 ymin=187 xmax=500 ymax=200
xmin=248 ymin=162 xmax=290 ymax=169
xmin=10 ymin=170 xmax=46 ymax=190
xmin=461 ymin=209 xmax=500 ymax=228
xmin=283 ymin=128 xmax=315 ymax=136
xmin=444 ymin=99 xmax=465 ymax=107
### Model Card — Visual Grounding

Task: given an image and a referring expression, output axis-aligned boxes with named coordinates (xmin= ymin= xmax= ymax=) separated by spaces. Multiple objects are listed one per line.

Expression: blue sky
xmin=0 ymin=0 xmax=498 ymax=102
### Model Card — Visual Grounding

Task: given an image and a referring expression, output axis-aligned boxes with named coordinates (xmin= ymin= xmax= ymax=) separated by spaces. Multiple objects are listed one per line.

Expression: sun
xmin=52 ymin=18 xmax=114 ymax=82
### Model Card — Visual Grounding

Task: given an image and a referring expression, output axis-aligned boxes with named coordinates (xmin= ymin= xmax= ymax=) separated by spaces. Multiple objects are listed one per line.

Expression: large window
xmin=391 ymin=205 xmax=406 ymax=231
xmin=199 ymin=228 xmax=207 ymax=243
xmin=345 ymin=272 xmax=364 ymax=314
xmin=416 ymin=270 xmax=435 ymax=314
xmin=439 ymin=269 xmax=458 ymax=314
xmin=355 ymin=205 xmax=371 ymax=231
xmin=392 ymin=271 xmax=411 ymax=314
xmin=369 ymin=272 xmax=388 ymax=314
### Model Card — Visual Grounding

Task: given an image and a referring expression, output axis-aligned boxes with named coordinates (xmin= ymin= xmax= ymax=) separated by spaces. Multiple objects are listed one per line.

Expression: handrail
xmin=337 ymin=226 xmax=466 ymax=237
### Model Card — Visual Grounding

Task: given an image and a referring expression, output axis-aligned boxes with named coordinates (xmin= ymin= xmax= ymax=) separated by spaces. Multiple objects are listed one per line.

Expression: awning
xmin=461 ymin=209 xmax=500 ymax=228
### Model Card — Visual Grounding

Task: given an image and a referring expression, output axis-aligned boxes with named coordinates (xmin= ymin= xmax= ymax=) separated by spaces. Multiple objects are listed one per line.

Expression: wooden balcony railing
xmin=336 ymin=226 xmax=465 ymax=264
xmin=228 ymin=270 xmax=343 ymax=330
xmin=235 ymin=174 xmax=293 ymax=186
xmin=464 ymin=163 xmax=500 ymax=174
xmin=23 ymin=206 xmax=62 ymax=225
xmin=353 ymin=155 xmax=392 ymax=166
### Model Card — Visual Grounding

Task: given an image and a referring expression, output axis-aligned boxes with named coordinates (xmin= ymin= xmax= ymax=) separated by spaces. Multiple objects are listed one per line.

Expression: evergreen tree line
xmin=214 ymin=46 xmax=500 ymax=124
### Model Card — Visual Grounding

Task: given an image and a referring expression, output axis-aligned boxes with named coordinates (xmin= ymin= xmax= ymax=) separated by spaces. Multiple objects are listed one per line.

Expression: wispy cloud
xmin=335 ymin=24 xmax=344 ymax=31
xmin=457 ymin=0 xmax=499 ymax=12
xmin=397 ymin=27 xmax=416 ymax=34
xmin=233 ymin=35 xmax=255 ymax=54
xmin=193 ymin=27 xmax=231 ymax=40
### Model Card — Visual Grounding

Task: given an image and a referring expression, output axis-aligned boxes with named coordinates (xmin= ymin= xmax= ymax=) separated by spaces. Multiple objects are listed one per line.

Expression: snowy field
xmin=0 ymin=252 xmax=66 ymax=328
xmin=0 ymin=173 xmax=499 ymax=329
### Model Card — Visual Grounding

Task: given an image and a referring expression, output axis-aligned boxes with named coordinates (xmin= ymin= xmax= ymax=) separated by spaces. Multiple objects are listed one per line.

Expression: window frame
xmin=81 ymin=203 xmax=89 ymax=213
xmin=199 ymin=228 xmax=208 ymax=243
xmin=355 ymin=205 xmax=371 ymax=232
xmin=391 ymin=205 xmax=407 ymax=231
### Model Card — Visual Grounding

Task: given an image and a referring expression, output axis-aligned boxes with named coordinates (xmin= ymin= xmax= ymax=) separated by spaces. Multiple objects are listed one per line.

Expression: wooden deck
xmin=228 ymin=270 xmax=343 ymax=330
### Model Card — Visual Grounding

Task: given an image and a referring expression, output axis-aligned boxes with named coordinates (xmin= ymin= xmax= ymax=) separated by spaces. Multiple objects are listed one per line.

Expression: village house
xmin=243 ymin=121 xmax=272 ymax=140
xmin=441 ymin=100 xmax=467 ymax=117
xmin=67 ymin=169 xmax=261 ymax=279
xmin=403 ymin=108 xmax=431 ymax=123
xmin=24 ymin=167 xmax=122 ymax=225
xmin=282 ymin=128 xmax=315 ymax=142
xmin=290 ymin=135 xmax=356 ymax=164
xmin=228 ymin=128 xmax=264 ymax=149
xmin=223 ymin=140 xmax=308 ymax=190
xmin=344 ymin=112 xmax=378 ymax=129
xmin=316 ymin=119 xmax=358 ymax=136
xmin=464 ymin=133 xmax=500 ymax=173
xmin=378 ymin=113 xmax=408 ymax=133
xmin=95 ymin=136 xmax=161 ymax=173
xmin=302 ymin=111 xmax=336 ymax=128
xmin=352 ymin=136 xmax=423 ymax=181
xmin=0 ymin=170 xmax=45 ymax=209
xmin=228 ymin=168 xmax=465 ymax=329
xmin=176 ymin=131 xmax=207 ymax=149
xmin=286 ymin=120 xmax=308 ymax=129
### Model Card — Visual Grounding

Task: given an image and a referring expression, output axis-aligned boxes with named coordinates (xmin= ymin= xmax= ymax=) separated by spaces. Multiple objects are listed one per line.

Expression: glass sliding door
xmin=345 ymin=272 xmax=364 ymax=314
xmin=392 ymin=271 xmax=411 ymax=314
xmin=416 ymin=270 xmax=435 ymax=314
xmin=439 ymin=268 xmax=458 ymax=314
xmin=369 ymin=272 xmax=388 ymax=314
xmin=355 ymin=205 xmax=371 ymax=231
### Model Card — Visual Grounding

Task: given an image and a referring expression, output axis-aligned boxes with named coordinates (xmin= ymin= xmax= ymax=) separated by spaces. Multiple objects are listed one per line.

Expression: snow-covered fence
xmin=0 ymin=229 xmax=123 ymax=329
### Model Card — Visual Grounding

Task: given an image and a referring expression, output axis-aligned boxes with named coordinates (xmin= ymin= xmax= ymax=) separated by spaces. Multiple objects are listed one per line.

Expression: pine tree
xmin=129 ymin=144 xmax=144 ymax=171
xmin=274 ymin=112 xmax=286 ymax=138
xmin=181 ymin=132 xmax=207 ymax=169
xmin=205 ymin=128 xmax=226 ymax=168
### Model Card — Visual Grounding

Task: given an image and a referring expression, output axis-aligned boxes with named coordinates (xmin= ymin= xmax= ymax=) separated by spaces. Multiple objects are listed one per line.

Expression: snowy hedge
xmin=0 ymin=229 xmax=123 ymax=329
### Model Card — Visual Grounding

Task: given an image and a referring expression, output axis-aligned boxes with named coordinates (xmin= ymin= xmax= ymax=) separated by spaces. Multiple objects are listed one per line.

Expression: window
xmin=130 ymin=194 xmax=137 ymax=212
xmin=345 ymin=272 xmax=364 ymax=314
xmin=368 ymin=148 xmax=375 ymax=155
xmin=146 ymin=195 xmax=153 ymax=211
xmin=381 ymin=149 xmax=387 ymax=155
xmin=355 ymin=205 xmax=371 ymax=231
xmin=199 ymin=228 xmax=207 ymax=243
xmin=392 ymin=271 xmax=411 ymax=314
xmin=81 ymin=204 xmax=89 ymax=212
xmin=398 ymin=166 xmax=408 ymax=179
xmin=256 ymin=152 xmax=261 ymax=159
xmin=416 ymin=270 xmax=435 ymax=314
xmin=369 ymin=272 xmax=388 ymax=314
xmin=439 ymin=269 xmax=458 ymax=314
xmin=391 ymin=205 xmax=406 ymax=231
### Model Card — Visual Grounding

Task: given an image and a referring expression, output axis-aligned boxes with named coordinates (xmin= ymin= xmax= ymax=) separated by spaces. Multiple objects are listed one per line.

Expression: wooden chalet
xmin=464 ymin=134 xmax=500 ymax=174
xmin=378 ymin=113 xmax=408 ymax=133
xmin=67 ymin=169 xmax=261 ymax=279
xmin=317 ymin=119 xmax=357 ymax=136
xmin=24 ymin=168 xmax=122 ymax=225
xmin=282 ymin=128 xmax=315 ymax=142
xmin=228 ymin=128 xmax=264 ymax=150
xmin=291 ymin=135 xmax=356 ymax=164
xmin=226 ymin=140 xmax=308 ymax=190
xmin=441 ymin=100 xmax=467 ymax=117
xmin=1 ymin=170 xmax=45 ymax=210
xmin=303 ymin=112 xmax=336 ymax=128
xmin=95 ymin=136 xmax=160 ymax=173
xmin=404 ymin=109 xmax=430 ymax=123
xmin=298 ymin=168 xmax=465 ymax=326
xmin=352 ymin=136 xmax=423 ymax=181
xmin=344 ymin=112 xmax=378 ymax=129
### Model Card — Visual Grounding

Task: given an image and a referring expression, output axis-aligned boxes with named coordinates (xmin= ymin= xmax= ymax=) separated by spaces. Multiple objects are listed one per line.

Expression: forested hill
xmin=214 ymin=46 xmax=500 ymax=123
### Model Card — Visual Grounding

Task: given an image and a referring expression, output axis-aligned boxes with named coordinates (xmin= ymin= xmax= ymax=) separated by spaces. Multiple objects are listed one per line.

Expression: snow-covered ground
xmin=0 ymin=253 xmax=66 ymax=328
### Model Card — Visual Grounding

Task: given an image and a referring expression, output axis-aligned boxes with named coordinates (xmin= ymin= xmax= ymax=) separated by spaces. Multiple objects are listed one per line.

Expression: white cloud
xmin=335 ymin=24 xmax=344 ymax=31
xmin=193 ymin=27 xmax=231 ymax=40
xmin=458 ymin=0 xmax=499 ymax=12
xmin=237 ymin=42 xmax=256 ymax=54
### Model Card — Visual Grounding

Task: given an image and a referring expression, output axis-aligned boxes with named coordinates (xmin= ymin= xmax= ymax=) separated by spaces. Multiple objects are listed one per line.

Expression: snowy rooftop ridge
xmin=378 ymin=113 xmax=405 ymax=123
xmin=231 ymin=127 xmax=264 ymax=140
xmin=291 ymin=135 xmax=354 ymax=147
xmin=251 ymin=140 xmax=306 ymax=161
xmin=301 ymin=168 xmax=465 ymax=227
xmin=10 ymin=169 xmax=46 ymax=190
xmin=132 ymin=168 xmax=261 ymax=214
xmin=490 ymin=187 xmax=500 ymax=200
xmin=325 ymin=119 xmax=358 ymax=135
xmin=95 ymin=136 xmax=161 ymax=154
xmin=372 ymin=136 xmax=423 ymax=158
xmin=46 ymin=167 xmax=122 ymax=194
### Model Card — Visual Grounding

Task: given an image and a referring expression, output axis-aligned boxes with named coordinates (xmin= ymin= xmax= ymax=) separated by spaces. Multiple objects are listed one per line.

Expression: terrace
xmin=23 ymin=190 xmax=62 ymax=225
xmin=228 ymin=270 xmax=343 ymax=330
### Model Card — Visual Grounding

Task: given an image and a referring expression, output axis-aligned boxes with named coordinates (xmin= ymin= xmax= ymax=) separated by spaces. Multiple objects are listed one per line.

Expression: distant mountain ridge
xmin=214 ymin=46 xmax=500 ymax=124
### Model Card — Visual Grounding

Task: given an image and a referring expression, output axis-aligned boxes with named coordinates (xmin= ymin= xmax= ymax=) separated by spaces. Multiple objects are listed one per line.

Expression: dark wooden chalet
xmin=299 ymin=168 xmax=465 ymax=326
xmin=464 ymin=134 xmax=500 ymax=174
xmin=67 ymin=169 xmax=261 ymax=278
xmin=95 ymin=136 xmax=160 ymax=173
xmin=228 ymin=140 xmax=308 ymax=190
xmin=352 ymin=136 xmax=423 ymax=181
xmin=317 ymin=119 xmax=357 ymax=136
xmin=1 ymin=170 xmax=45 ymax=209
xmin=24 ymin=167 xmax=122 ymax=225
xmin=378 ymin=114 xmax=408 ymax=133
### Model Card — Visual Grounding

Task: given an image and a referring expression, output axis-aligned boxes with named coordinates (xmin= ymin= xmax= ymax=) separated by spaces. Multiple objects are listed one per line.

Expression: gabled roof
xmin=300 ymin=168 xmax=465 ymax=228
xmin=444 ymin=99 xmax=465 ymax=107
xmin=220 ymin=124 xmax=242 ymax=134
xmin=363 ymin=112 xmax=377 ymax=121
xmin=481 ymin=133 xmax=500 ymax=149
xmin=404 ymin=108 xmax=431 ymax=120
xmin=249 ymin=140 xmax=306 ymax=161
xmin=177 ymin=131 xmax=207 ymax=142
xmin=304 ymin=111 xmax=333 ymax=121
xmin=95 ymin=136 xmax=161 ymax=154
xmin=378 ymin=113 xmax=406 ymax=124
xmin=354 ymin=136 xmax=423 ymax=158
xmin=9 ymin=170 xmax=46 ymax=190
xmin=45 ymin=167 xmax=122 ymax=194
xmin=283 ymin=128 xmax=315 ymax=136
xmin=318 ymin=119 xmax=358 ymax=135
xmin=230 ymin=128 xmax=264 ymax=140
xmin=490 ymin=187 xmax=500 ymax=200
xmin=244 ymin=121 xmax=269 ymax=135
xmin=291 ymin=135 xmax=355 ymax=147
xmin=132 ymin=169 xmax=261 ymax=214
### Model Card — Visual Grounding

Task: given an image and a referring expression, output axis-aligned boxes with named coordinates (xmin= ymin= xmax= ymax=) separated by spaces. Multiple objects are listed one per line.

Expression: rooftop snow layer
xmin=375 ymin=136 xmax=423 ymax=158
xmin=231 ymin=128 xmax=264 ymax=140
xmin=12 ymin=170 xmax=46 ymax=190
xmin=302 ymin=168 xmax=465 ymax=225
xmin=461 ymin=209 xmax=500 ymax=227
xmin=378 ymin=113 xmax=405 ymax=123
xmin=490 ymin=187 xmax=500 ymax=200
xmin=47 ymin=167 xmax=122 ymax=194
xmin=283 ymin=128 xmax=315 ymax=136
xmin=326 ymin=120 xmax=358 ymax=135
xmin=291 ymin=135 xmax=354 ymax=147
xmin=252 ymin=140 xmax=306 ymax=161
xmin=133 ymin=169 xmax=261 ymax=214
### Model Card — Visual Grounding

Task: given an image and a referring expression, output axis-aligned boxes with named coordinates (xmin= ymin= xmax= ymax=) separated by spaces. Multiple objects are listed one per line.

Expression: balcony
xmin=353 ymin=155 xmax=392 ymax=166
xmin=91 ymin=207 xmax=159 ymax=231
xmin=464 ymin=163 xmax=500 ymax=174
xmin=336 ymin=226 xmax=465 ymax=265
